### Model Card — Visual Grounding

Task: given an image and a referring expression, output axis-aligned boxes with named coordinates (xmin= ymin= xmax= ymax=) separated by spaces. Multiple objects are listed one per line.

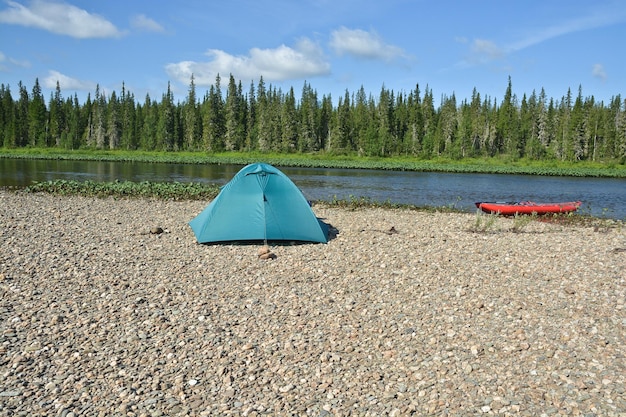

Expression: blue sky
xmin=1 ymin=0 xmax=625 ymax=106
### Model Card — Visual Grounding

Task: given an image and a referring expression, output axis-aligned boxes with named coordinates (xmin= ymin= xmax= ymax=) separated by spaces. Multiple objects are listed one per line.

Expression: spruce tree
xmin=28 ymin=79 xmax=48 ymax=147
xmin=0 ymin=84 xmax=16 ymax=147
xmin=245 ymin=80 xmax=257 ymax=151
xmin=48 ymin=81 xmax=65 ymax=147
xmin=298 ymin=81 xmax=318 ymax=152
xmin=280 ymin=87 xmax=297 ymax=152
xmin=156 ymin=82 xmax=175 ymax=151
xmin=405 ymin=84 xmax=424 ymax=156
xmin=120 ymin=83 xmax=137 ymax=150
xmin=224 ymin=74 xmax=244 ymax=150
xmin=106 ymin=91 xmax=121 ymax=149
xmin=255 ymin=77 xmax=271 ymax=151
xmin=183 ymin=75 xmax=200 ymax=150
xmin=318 ymin=94 xmax=333 ymax=152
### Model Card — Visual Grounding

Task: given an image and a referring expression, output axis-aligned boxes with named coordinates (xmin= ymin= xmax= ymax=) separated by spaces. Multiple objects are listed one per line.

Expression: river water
xmin=1 ymin=158 xmax=625 ymax=220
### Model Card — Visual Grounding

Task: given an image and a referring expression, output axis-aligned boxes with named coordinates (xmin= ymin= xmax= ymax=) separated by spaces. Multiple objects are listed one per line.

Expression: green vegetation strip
xmin=14 ymin=179 xmax=622 ymax=228
xmin=22 ymin=180 xmax=220 ymax=201
xmin=17 ymin=179 xmax=454 ymax=211
xmin=1 ymin=148 xmax=624 ymax=177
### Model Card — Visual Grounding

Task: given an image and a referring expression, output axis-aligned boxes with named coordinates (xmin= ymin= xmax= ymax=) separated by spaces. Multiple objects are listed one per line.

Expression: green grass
xmin=22 ymin=179 xmax=220 ymax=200
xmin=1 ymin=147 xmax=625 ymax=177
xmin=318 ymin=194 xmax=462 ymax=213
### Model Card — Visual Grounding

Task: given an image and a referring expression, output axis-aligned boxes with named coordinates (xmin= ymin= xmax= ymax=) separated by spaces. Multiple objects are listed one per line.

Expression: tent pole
xmin=263 ymin=193 xmax=268 ymax=246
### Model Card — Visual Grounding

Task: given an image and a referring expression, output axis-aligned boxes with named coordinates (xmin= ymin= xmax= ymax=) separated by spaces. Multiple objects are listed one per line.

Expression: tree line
xmin=1 ymin=75 xmax=625 ymax=162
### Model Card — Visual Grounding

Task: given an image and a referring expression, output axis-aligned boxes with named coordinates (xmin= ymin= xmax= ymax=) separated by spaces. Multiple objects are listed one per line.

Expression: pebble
xmin=0 ymin=191 xmax=624 ymax=416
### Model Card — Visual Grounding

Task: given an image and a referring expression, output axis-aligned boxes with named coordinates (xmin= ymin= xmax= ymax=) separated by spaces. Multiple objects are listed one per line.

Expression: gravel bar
xmin=1 ymin=191 xmax=625 ymax=416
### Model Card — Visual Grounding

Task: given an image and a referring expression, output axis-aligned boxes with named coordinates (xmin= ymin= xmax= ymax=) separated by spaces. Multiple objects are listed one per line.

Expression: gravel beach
xmin=1 ymin=191 xmax=625 ymax=416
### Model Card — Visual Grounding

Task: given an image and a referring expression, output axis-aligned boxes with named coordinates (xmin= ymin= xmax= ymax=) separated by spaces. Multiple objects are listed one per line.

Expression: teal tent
xmin=189 ymin=163 xmax=328 ymax=243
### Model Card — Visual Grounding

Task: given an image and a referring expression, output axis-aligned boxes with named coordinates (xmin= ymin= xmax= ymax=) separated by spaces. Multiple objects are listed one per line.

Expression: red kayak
xmin=475 ymin=201 xmax=581 ymax=216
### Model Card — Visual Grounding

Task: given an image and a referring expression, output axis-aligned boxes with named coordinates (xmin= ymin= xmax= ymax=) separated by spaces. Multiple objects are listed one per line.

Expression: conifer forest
xmin=1 ymin=75 xmax=625 ymax=163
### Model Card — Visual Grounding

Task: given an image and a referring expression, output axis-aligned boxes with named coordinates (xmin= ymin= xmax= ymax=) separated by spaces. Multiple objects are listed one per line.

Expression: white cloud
xmin=471 ymin=39 xmax=504 ymax=60
xmin=329 ymin=26 xmax=406 ymax=61
xmin=508 ymin=6 xmax=626 ymax=53
xmin=43 ymin=70 xmax=97 ymax=91
xmin=592 ymin=63 xmax=607 ymax=81
xmin=459 ymin=4 xmax=626 ymax=69
xmin=0 ymin=0 xmax=123 ymax=38
xmin=131 ymin=14 xmax=164 ymax=33
xmin=0 ymin=50 xmax=30 ymax=71
xmin=165 ymin=38 xmax=330 ymax=86
xmin=460 ymin=38 xmax=505 ymax=66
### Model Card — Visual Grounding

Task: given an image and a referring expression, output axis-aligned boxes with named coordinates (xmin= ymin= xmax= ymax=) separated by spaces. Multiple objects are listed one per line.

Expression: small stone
xmin=279 ymin=384 xmax=294 ymax=393
xmin=259 ymin=252 xmax=276 ymax=260
xmin=462 ymin=363 xmax=473 ymax=374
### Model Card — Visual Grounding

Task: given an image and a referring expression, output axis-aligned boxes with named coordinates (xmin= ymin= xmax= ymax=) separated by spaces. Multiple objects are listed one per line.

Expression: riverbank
xmin=1 ymin=191 xmax=625 ymax=416
xmin=2 ymin=148 xmax=625 ymax=177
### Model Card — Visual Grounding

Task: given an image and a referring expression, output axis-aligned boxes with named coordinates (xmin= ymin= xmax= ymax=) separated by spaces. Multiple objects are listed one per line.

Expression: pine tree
xmin=0 ymin=84 xmax=16 ymax=147
xmin=267 ymin=86 xmax=283 ymax=152
xmin=245 ymin=80 xmax=257 ymax=151
xmin=48 ymin=81 xmax=65 ymax=147
xmin=524 ymin=90 xmax=546 ymax=160
xmin=91 ymin=85 xmax=107 ymax=149
xmin=435 ymin=93 xmax=457 ymax=156
xmin=28 ymin=79 xmax=48 ymax=147
xmin=224 ymin=74 xmax=244 ymax=150
xmin=567 ymin=85 xmax=587 ymax=160
xmin=376 ymin=85 xmax=394 ymax=156
xmin=279 ymin=87 xmax=297 ymax=152
xmin=394 ymin=91 xmax=409 ymax=154
xmin=405 ymin=84 xmax=424 ymax=156
xmin=332 ymin=90 xmax=352 ymax=153
xmin=613 ymin=96 xmax=626 ymax=164
xmin=352 ymin=86 xmax=369 ymax=154
xmin=64 ymin=94 xmax=81 ymax=149
xmin=81 ymin=93 xmax=93 ymax=148
xmin=553 ymin=89 xmax=573 ymax=160
xmin=120 ymin=83 xmax=137 ymax=150
xmin=496 ymin=76 xmax=520 ymax=157
xmin=156 ymin=82 xmax=176 ymax=151
xmin=457 ymin=98 xmax=472 ymax=158
xmin=183 ymin=75 xmax=200 ymax=150
xmin=201 ymin=75 xmax=225 ymax=152
xmin=298 ymin=81 xmax=319 ymax=152
xmin=139 ymin=94 xmax=158 ymax=150
xmin=318 ymin=94 xmax=333 ymax=152
xmin=468 ymin=88 xmax=485 ymax=156
xmin=518 ymin=93 xmax=530 ymax=158
xmin=106 ymin=91 xmax=121 ymax=149
xmin=421 ymin=86 xmax=436 ymax=157
xmin=255 ymin=77 xmax=272 ymax=151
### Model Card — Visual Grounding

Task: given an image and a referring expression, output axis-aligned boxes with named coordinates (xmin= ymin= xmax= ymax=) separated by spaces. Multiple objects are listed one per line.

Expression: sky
xmin=1 ymin=0 xmax=625 ymax=107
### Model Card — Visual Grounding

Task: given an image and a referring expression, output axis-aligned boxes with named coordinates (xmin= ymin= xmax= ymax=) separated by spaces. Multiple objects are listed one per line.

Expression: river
xmin=1 ymin=158 xmax=625 ymax=220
